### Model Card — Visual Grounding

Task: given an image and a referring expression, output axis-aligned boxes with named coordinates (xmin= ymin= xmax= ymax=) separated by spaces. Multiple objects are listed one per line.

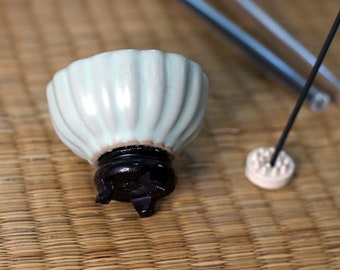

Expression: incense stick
xmin=270 ymin=10 xmax=340 ymax=166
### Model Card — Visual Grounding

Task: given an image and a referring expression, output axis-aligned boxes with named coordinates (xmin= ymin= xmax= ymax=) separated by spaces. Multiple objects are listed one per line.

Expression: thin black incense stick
xmin=270 ymin=10 xmax=340 ymax=166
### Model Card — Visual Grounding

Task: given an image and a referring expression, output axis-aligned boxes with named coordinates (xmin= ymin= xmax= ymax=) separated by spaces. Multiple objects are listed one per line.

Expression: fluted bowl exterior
xmin=47 ymin=49 xmax=208 ymax=165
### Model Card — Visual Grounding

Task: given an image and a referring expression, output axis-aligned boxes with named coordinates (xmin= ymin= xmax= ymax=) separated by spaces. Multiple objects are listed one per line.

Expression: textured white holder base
xmin=245 ymin=147 xmax=295 ymax=190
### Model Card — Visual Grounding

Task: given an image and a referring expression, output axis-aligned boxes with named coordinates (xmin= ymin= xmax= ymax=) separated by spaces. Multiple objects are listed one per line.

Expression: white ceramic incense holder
xmin=47 ymin=49 xmax=209 ymax=217
xmin=245 ymin=147 xmax=295 ymax=189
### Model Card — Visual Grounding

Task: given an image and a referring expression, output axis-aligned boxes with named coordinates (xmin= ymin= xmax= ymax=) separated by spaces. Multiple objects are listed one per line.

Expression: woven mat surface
xmin=1 ymin=0 xmax=340 ymax=269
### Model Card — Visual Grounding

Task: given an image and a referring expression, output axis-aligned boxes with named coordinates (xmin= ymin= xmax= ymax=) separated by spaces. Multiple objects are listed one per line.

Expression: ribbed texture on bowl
xmin=47 ymin=49 xmax=208 ymax=164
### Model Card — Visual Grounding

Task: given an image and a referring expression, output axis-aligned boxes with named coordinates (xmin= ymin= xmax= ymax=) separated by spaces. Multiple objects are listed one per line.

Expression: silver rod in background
xmin=237 ymin=0 xmax=340 ymax=95
xmin=181 ymin=0 xmax=330 ymax=111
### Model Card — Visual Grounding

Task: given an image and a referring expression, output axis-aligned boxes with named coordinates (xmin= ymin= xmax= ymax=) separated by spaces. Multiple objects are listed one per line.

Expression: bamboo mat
xmin=0 ymin=0 xmax=340 ymax=269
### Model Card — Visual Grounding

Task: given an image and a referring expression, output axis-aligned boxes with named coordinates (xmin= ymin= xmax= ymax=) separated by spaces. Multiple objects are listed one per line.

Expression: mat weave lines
xmin=0 ymin=0 xmax=340 ymax=269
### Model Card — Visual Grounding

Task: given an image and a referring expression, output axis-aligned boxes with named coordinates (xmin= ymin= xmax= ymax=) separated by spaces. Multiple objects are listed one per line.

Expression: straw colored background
xmin=0 ymin=0 xmax=340 ymax=269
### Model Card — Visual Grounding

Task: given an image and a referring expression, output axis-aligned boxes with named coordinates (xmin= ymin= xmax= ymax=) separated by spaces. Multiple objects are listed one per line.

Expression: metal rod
xmin=181 ymin=0 xmax=330 ymax=111
xmin=236 ymin=0 xmax=340 ymax=93
xmin=270 ymin=10 xmax=340 ymax=166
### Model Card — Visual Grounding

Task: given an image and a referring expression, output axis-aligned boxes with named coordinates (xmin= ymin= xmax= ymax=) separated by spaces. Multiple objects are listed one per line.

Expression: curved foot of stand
xmin=95 ymin=185 xmax=113 ymax=204
xmin=131 ymin=196 xmax=156 ymax=217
